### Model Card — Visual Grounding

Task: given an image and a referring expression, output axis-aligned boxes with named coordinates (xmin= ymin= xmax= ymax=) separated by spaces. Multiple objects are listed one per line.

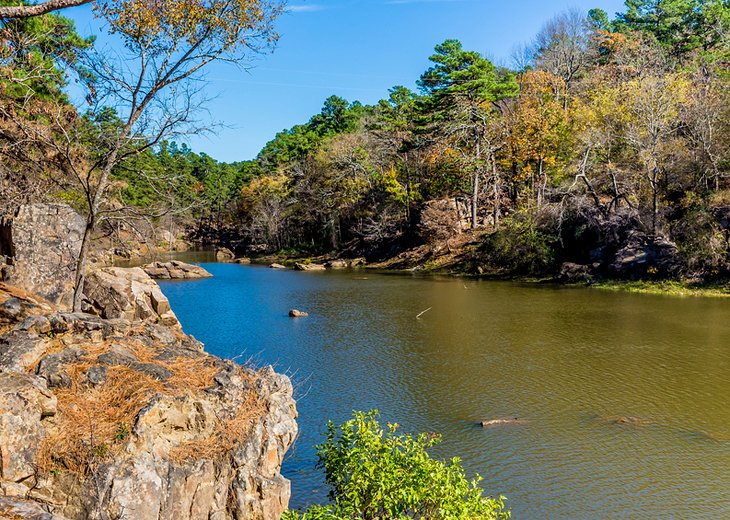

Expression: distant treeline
xmin=3 ymin=0 xmax=730 ymax=278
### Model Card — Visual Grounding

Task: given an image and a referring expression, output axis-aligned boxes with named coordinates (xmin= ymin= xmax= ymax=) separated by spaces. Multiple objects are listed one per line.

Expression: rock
xmin=350 ymin=257 xmax=367 ymax=268
xmin=37 ymin=347 xmax=87 ymax=388
xmin=609 ymin=231 xmax=681 ymax=279
xmin=0 ymin=372 xmax=57 ymax=482
xmin=597 ymin=415 xmax=652 ymax=427
xmin=0 ymin=204 xmax=85 ymax=309
xmin=142 ymin=261 xmax=212 ymax=280
xmin=0 ymin=331 xmax=51 ymax=372
xmin=0 ymin=279 xmax=298 ymax=520
xmin=235 ymin=257 xmax=252 ymax=265
xmin=417 ymin=197 xmax=470 ymax=242
xmin=294 ymin=263 xmax=326 ymax=271
xmin=15 ymin=315 xmax=52 ymax=334
xmin=325 ymin=260 xmax=348 ymax=269
xmin=269 ymin=263 xmax=286 ymax=269
xmin=288 ymin=310 xmax=309 ymax=318
xmin=480 ymin=417 xmax=527 ymax=428
xmin=0 ymin=496 xmax=69 ymax=520
xmin=216 ymin=247 xmax=235 ymax=262
xmin=0 ymin=284 xmax=56 ymax=334
xmin=83 ymin=267 xmax=181 ymax=328
xmin=559 ymin=262 xmax=594 ymax=283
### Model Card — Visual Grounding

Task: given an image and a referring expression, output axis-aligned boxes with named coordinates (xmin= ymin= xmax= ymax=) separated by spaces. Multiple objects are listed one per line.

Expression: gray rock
xmin=0 ymin=496 xmax=69 ymax=520
xmin=0 ymin=204 xmax=85 ymax=309
xmin=294 ymin=263 xmax=326 ymax=271
xmin=84 ymin=365 xmax=107 ymax=386
xmin=37 ymin=347 xmax=87 ymax=388
xmin=142 ymin=261 xmax=212 ymax=280
xmin=559 ymin=262 xmax=594 ymax=283
xmin=269 ymin=263 xmax=286 ymax=269
xmin=83 ymin=267 xmax=181 ymax=328
xmin=288 ymin=309 xmax=309 ymax=318
xmin=15 ymin=315 xmax=52 ymax=334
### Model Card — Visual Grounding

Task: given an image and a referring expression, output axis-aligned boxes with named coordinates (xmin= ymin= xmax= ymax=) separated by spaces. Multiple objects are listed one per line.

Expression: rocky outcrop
xmin=82 ymin=267 xmax=181 ymax=329
xmin=235 ymin=257 xmax=252 ymax=265
xmin=294 ymin=263 xmax=326 ymax=272
xmin=0 ymin=283 xmax=298 ymax=520
xmin=559 ymin=262 xmax=596 ymax=284
xmin=416 ymin=198 xmax=470 ymax=243
xmin=0 ymin=204 xmax=85 ymax=309
xmin=608 ymin=231 xmax=681 ymax=279
xmin=142 ymin=261 xmax=213 ymax=280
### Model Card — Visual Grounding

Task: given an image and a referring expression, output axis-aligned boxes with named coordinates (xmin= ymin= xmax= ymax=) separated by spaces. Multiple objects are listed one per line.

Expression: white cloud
xmin=288 ymin=4 xmax=327 ymax=12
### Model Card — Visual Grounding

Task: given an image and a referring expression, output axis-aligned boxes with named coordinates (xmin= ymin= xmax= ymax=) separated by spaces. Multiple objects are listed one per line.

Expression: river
xmin=158 ymin=262 xmax=730 ymax=519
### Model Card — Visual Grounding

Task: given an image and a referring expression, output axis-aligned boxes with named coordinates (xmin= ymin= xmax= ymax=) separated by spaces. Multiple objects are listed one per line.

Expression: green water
xmin=160 ymin=264 xmax=730 ymax=519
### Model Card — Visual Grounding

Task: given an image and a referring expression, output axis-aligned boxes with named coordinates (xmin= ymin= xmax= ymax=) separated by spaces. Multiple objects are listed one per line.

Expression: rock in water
xmin=480 ymin=417 xmax=527 ymax=428
xmin=325 ymin=260 xmax=348 ymax=269
xmin=235 ymin=257 xmax=252 ymax=264
xmin=143 ymin=261 xmax=212 ymax=280
xmin=270 ymin=263 xmax=286 ymax=269
xmin=289 ymin=309 xmax=309 ymax=318
xmin=294 ymin=262 xmax=326 ymax=271
xmin=215 ymin=247 xmax=235 ymax=262
xmin=0 ymin=204 xmax=85 ymax=309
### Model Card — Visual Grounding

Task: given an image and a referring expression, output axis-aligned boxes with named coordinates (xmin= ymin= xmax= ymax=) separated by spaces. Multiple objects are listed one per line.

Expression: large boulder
xmin=0 ymin=204 xmax=85 ymax=309
xmin=416 ymin=197 xmax=470 ymax=243
xmin=215 ymin=247 xmax=235 ymax=262
xmin=609 ymin=231 xmax=681 ymax=279
xmin=143 ymin=261 xmax=212 ymax=280
xmin=294 ymin=262 xmax=326 ymax=271
xmin=82 ymin=267 xmax=180 ymax=328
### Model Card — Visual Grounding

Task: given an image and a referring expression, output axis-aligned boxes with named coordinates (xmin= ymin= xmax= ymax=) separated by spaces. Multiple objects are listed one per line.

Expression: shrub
xmin=283 ymin=411 xmax=509 ymax=520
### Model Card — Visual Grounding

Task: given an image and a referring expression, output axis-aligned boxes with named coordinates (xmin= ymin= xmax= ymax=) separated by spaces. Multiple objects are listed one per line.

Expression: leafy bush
xmin=480 ymin=218 xmax=557 ymax=275
xmin=283 ymin=411 xmax=509 ymax=520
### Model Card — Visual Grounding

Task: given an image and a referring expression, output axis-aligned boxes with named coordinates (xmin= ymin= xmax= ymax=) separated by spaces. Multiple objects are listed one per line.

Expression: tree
xmin=60 ymin=0 xmax=283 ymax=310
xmin=419 ymin=39 xmax=518 ymax=228
xmin=283 ymin=411 xmax=510 ymax=520
xmin=531 ymin=9 xmax=592 ymax=107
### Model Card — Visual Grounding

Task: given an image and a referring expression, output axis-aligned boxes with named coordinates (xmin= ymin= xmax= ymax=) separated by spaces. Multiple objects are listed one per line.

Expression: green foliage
xmin=284 ymin=410 xmax=510 ymax=520
xmin=480 ymin=218 xmax=557 ymax=275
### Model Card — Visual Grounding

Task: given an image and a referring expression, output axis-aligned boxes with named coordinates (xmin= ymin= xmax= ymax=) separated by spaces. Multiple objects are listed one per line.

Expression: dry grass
xmin=37 ymin=338 xmax=262 ymax=475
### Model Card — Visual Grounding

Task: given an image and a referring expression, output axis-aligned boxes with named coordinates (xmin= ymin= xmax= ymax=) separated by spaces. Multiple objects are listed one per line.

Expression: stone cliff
xmin=0 ymin=205 xmax=298 ymax=519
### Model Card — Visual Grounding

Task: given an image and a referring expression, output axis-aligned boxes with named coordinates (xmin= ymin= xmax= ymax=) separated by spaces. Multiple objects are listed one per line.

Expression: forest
xmin=3 ymin=0 xmax=730 ymax=282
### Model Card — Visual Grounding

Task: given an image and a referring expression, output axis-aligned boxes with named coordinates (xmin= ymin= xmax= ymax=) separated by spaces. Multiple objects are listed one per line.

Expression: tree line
xmin=234 ymin=0 xmax=730 ymax=279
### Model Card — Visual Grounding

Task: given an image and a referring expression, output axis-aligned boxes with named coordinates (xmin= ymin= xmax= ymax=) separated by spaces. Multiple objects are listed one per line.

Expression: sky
xmin=64 ymin=0 xmax=628 ymax=163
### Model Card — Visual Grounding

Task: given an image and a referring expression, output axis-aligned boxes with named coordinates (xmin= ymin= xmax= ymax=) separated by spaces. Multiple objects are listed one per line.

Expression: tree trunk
xmin=491 ymin=153 xmax=500 ymax=228
xmin=472 ymin=141 xmax=480 ymax=229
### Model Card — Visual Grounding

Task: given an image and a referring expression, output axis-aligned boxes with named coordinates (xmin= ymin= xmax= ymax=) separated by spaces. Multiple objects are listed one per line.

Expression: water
xmin=159 ymin=263 xmax=730 ymax=519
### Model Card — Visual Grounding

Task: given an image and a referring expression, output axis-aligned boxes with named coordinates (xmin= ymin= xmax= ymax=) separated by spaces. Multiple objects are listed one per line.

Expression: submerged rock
xmin=597 ymin=415 xmax=653 ymax=427
xmin=480 ymin=417 xmax=528 ymax=428
xmin=143 ymin=260 xmax=212 ymax=280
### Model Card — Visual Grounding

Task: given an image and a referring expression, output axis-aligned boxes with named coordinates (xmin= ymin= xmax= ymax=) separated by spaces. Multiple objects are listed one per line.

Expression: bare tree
xmin=60 ymin=0 xmax=284 ymax=310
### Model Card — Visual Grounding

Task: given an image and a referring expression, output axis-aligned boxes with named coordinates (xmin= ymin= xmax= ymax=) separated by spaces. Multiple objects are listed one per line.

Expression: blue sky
xmin=65 ymin=0 xmax=627 ymax=162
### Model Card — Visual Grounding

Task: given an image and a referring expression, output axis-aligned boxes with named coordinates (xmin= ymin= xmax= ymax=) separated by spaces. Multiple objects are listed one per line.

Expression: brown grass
xmin=37 ymin=338 xmax=262 ymax=475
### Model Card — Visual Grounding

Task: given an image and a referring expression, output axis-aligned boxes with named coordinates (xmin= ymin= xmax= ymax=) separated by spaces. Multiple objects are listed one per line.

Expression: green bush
xmin=283 ymin=411 xmax=509 ymax=520
xmin=480 ymin=218 xmax=557 ymax=275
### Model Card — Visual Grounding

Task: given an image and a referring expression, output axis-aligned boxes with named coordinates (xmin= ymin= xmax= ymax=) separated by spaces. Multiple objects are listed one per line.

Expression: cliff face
xmin=0 ymin=276 xmax=297 ymax=519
